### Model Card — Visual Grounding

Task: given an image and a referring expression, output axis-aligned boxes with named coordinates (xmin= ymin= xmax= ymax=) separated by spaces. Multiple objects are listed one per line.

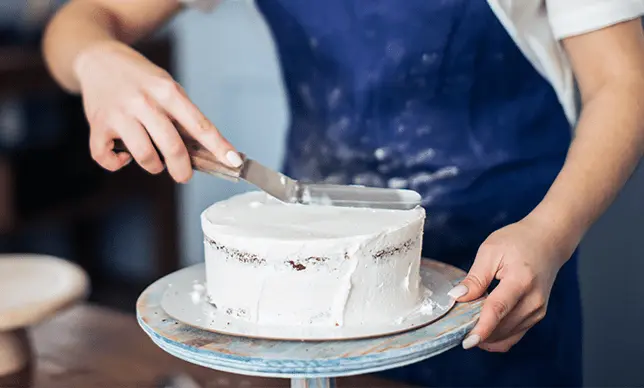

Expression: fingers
xmin=147 ymin=79 xmax=242 ymax=168
xmin=478 ymin=330 xmax=527 ymax=353
xmin=79 ymin=48 xmax=233 ymax=182
xmin=133 ymin=97 xmax=192 ymax=183
xmin=113 ymin=115 xmax=165 ymax=174
xmin=448 ymin=246 xmax=500 ymax=302
xmin=89 ymin=130 xmax=133 ymax=172
xmin=461 ymin=278 xmax=526 ymax=350
xmin=484 ymin=294 xmax=547 ymax=344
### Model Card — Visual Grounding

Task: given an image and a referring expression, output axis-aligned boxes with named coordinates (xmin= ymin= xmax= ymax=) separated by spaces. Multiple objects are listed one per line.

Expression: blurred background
xmin=0 ymin=0 xmax=642 ymax=386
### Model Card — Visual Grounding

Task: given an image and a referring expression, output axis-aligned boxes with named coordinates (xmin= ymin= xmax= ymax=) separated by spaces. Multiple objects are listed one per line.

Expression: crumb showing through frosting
xmin=372 ymin=237 xmax=418 ymax=262
xmin=204 ymin=235 xmax=266 ymax=266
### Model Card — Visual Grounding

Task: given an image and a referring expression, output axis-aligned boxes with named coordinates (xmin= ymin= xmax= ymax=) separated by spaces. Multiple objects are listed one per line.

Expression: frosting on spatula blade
xmin=299 ymin=183 xmax=422 ymax=210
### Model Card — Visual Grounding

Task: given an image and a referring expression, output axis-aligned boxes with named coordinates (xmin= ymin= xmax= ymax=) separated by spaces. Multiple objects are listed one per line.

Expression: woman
xmin=43 ymin=0 xmax=644 ymax=386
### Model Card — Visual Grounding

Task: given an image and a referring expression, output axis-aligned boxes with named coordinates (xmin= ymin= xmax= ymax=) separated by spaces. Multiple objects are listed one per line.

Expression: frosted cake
xmin=201 ymin=191 xmax=426 ymax=327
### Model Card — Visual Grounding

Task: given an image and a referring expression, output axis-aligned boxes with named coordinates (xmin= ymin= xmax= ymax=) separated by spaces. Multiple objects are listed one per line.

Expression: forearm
xmin=529 ymin=80 xmax=644 ymax=249
xmin=42 ymin=2 xmax=120 ymax=92
xmin=42 ymin=0 xmax=180 ymax=93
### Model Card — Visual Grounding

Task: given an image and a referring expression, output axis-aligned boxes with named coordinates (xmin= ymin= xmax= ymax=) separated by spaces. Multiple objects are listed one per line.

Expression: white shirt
xmin=182 ymin=0 xmax=644 ymax=125
xmin=488 ymin=0 xmax=644 ymax=125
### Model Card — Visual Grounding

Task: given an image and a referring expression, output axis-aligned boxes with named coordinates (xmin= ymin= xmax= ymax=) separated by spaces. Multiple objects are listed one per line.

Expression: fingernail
xmin=226 ymin=150 xmax=243 ymax=167
xmin=462 ymin=334 xmax=481 ymax=350
xmin=448 ymin=284 xmax=468 ymax=299
xmin=124 ymin=157 xmax=133 ymax=166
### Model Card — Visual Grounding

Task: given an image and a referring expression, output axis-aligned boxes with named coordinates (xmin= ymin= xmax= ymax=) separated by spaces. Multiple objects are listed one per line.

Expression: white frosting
xmin=201 ymin=191 xmax=427 ymax=327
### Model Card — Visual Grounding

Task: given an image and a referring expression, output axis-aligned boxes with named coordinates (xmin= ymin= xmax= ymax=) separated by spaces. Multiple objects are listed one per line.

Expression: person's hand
xmin=72 ymin=41 xmax=242 ymax=183
xmin=447 ymin=215 xmax=578 ymax=352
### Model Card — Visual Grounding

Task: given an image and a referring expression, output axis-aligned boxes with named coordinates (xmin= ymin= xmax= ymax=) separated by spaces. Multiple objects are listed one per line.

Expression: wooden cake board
xmin=137 ymin=259 xmax=484 ymax=388
xmin=0 ymin=254 xmax=89 ymax=387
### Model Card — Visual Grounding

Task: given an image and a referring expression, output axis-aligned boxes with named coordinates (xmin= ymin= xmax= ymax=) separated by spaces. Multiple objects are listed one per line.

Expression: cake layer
xmin=201 ymin=191 xmax=426 ymax=327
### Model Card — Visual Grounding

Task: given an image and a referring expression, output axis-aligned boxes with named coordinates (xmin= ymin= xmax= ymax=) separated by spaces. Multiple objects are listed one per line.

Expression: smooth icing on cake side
xmin=201 ymin=191 xmax=427 ymax=327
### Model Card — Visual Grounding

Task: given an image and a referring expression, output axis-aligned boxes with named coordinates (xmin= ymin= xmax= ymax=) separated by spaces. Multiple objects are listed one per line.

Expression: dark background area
xmin=0 ymin=1 xmax=181 ymax=311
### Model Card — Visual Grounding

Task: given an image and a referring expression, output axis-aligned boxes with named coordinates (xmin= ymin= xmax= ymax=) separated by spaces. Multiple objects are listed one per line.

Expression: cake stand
xmin=137 ymin=259 xmax=484 ymax=387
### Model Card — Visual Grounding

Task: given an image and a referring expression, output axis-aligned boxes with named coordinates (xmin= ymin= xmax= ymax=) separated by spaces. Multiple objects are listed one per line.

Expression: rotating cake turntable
xmin=137 ymin=259 xmax=484 ymax=388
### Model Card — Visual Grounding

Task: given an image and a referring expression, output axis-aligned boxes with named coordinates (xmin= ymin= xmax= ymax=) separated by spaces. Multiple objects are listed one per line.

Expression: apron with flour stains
xmin=254 ymin=0 xmax=582 ymax=385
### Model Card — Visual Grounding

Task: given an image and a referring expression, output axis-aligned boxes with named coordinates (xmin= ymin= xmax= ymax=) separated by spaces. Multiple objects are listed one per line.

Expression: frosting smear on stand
xmin=201 ymin=191 xmax=427 ymax=327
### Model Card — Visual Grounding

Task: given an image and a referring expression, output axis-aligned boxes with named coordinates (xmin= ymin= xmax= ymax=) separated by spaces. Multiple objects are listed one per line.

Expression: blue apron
xmin=254 ymin=0 xmax=583 ymax=385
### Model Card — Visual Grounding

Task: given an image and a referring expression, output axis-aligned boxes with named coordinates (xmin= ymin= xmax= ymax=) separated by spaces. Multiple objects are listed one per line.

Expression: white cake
xmin=201 ymin=191 xmax=427 ymax=327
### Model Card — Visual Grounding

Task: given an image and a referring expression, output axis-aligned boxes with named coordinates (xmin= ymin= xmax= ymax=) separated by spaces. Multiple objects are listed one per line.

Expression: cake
xmin=201 ymin=190 xmax=427 ymax=327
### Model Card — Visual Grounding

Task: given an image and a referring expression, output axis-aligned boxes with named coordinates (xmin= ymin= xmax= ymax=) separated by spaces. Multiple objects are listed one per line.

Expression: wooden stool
xmin=0 ymin=254 xmax=89 ymax=387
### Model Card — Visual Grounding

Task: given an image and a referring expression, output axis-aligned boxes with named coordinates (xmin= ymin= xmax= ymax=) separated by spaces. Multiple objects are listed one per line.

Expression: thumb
xmin=448 ymin=247 xmax=500 ymax=302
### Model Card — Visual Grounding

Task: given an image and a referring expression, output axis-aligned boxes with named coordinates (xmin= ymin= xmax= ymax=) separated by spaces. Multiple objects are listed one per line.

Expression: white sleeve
xmin=546 ymin=0 xmax=644 ymax=39
xmin=179 ymin=0 xmax=219 ymax=11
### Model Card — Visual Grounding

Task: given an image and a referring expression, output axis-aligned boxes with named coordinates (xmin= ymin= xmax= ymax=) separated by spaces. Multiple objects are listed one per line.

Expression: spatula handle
xmin=112 ymin=136 xmax=244 ymax=182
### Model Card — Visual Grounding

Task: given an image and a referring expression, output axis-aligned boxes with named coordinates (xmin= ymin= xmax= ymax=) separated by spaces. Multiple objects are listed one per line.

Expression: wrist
xmin=524 ymin=199 xmax=585 ymax=261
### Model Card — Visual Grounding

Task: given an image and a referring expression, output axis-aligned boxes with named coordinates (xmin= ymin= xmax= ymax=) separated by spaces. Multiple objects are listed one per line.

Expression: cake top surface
xmin=202 ymin=191 xmax=425 ymax=240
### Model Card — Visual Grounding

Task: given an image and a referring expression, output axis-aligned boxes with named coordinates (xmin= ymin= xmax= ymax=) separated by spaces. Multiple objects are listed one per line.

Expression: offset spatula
xmin=112 ymin=136 xmax=421 ymax=210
